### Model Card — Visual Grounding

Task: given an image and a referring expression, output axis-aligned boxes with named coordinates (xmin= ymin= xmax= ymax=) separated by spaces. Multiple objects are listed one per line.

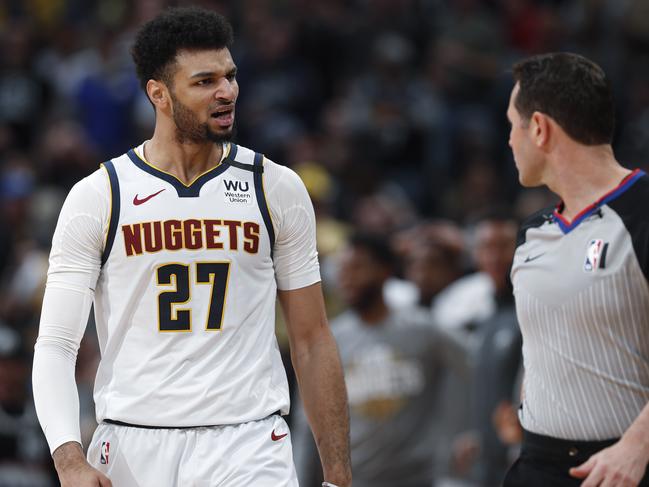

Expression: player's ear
xmin=530 ymin=111 xmax=552 ymax=151
xmin=147 ymin=79 xmax=170 ymax=111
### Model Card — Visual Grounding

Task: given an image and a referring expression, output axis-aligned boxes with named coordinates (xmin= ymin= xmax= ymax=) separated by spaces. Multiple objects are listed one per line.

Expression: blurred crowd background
xmin=0 ymin=0 xmax=648 ymax=486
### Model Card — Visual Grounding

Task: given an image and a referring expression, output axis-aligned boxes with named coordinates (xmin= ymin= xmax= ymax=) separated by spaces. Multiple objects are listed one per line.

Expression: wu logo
xmin=224 ymin=180 xmax=249 ymax=192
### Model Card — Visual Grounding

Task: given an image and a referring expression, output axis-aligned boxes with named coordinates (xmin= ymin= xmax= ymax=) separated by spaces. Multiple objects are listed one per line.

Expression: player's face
xmin=473 ymin=221 xmax=517 ymax=293
xmin=507 ymin=83 xmax=544 ymax=187
xmin=168 ymin=48 xmax=239 ymax=144
xmin=405 ymin=245 xmax=457 ymax=304
xmin=337 ymin=246 xmax=388 ymax=311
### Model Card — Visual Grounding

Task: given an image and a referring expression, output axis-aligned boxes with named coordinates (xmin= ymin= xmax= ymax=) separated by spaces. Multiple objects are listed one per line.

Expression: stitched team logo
xmin=100 ymin=441 xmax=110 ymax=465
xmin=584 ymin=239 xmax=609 ymax=272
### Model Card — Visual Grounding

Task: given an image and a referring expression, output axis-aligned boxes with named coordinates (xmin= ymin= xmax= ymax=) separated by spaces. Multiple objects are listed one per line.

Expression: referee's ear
xmin=530 ymin=111 xmax=553 ymax=151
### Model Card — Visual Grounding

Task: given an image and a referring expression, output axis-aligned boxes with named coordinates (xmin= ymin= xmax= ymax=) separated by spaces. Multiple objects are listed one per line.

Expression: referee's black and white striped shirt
xmin=511 ymin=169 xmax=649 ymax=441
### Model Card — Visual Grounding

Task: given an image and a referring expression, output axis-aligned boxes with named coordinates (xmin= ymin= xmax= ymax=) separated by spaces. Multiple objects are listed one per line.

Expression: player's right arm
xmin=32 ymin=169 xmax=112 ymax=486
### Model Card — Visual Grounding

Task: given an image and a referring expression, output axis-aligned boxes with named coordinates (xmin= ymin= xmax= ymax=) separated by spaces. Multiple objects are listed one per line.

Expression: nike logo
xmin=133 ymin=189 xmax=165 ymax=206
xmin=271 ymin=429 xmax=288 ymax=441
xmin=524 ymin=253 xmax=545 ymax=263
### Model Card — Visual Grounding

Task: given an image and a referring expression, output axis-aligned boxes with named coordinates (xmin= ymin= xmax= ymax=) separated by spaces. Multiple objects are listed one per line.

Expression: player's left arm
xmin=267 ymin=162 xmax=351 ymax=487
xmin=569 ymin=402 xmax=649 ymax=486
xmin=279 ymin=285 xmax=351 ymax=487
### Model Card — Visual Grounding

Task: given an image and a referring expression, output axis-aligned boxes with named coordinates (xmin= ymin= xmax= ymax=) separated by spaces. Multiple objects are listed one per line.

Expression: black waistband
xmin=103 ymin=419 xmax=208 ymax=430
xmin=103 ymin=411 xmax=282 ymax=430
xmin=522 ymin=429 xmax=618 ymax=462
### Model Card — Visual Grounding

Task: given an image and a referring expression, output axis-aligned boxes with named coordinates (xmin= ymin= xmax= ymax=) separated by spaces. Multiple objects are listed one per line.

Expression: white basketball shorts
xmin=87 ymin=414 xmax=299 ymax=487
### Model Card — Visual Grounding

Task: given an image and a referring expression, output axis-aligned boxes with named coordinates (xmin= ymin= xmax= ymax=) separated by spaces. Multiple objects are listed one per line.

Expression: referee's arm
xmin=569 ymin=398 xmax=649 ymax=485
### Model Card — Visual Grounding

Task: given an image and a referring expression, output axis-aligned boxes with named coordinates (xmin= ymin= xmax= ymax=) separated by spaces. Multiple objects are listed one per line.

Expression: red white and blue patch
xmin=584 ymin=239 xmax=609 ymax=272
xmin=100 ymin=441 xmax=110 ymax=465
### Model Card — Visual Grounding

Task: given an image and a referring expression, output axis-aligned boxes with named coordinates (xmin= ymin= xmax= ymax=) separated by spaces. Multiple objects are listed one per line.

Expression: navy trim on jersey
xmin=516 ymin=206 xmax=554 ymax=248
xmin=253 ymin=152 xmax=276 ymax=257
xmin=126 ymin=144 xmax=237 ymax=197
xmin=606 ymin=173 xmax=649 ymax=282
xmin=221 ymin=158 xmax=264 ymax=174
xmin=553 ymin=169 xmax=645 ymax=234
xmin=101 ymin=160 xmax=120 ymax=266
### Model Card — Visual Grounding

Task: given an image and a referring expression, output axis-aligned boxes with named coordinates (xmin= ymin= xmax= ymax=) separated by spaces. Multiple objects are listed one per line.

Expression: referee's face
xmin=507 ymin=84 xmax=543 ymax=187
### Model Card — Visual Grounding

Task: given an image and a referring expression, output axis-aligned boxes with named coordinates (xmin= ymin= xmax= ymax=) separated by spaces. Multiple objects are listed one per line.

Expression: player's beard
xmin=347 ymin=284 xmax=384 ymax=314
xmin=170 ymin=92 xmax=235 ymax=144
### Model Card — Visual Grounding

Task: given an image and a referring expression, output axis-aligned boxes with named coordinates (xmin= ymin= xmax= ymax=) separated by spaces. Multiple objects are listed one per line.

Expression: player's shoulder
xmin=69 ymin=166 xmax=110 ymax=199
xmin=516 ymin=205 xmax=555 ymax=248
xmin=234 ymin=144 xmax=307 ymax=195
xmin=68 ymin=149 xmax=137 ymax=203
xmin=229 ymin=143 xmax=257 ymax=165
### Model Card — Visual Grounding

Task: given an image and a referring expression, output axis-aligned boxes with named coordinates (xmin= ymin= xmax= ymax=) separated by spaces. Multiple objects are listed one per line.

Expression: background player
xmin=293 ymin=233 xmax=468 ymax=487
xmin=32 ymin=7 xmax=351 ymax=487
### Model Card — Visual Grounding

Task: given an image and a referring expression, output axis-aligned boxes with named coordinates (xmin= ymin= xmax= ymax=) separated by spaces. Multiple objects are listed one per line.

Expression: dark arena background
xmin=0 ymin=1 xmax=648 ymax=486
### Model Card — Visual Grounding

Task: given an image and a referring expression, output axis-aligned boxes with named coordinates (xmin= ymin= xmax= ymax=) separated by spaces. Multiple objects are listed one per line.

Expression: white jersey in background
xmin=33 ymin=142 xmax=321 ymax=453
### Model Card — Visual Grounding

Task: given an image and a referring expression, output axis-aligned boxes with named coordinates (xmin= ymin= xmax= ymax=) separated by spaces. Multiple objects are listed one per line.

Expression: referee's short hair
xmin=512 ymin=52 xmax=615 ymax=146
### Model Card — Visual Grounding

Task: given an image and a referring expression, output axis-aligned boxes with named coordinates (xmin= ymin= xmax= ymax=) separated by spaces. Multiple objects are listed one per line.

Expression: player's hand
xmin=53 ymin=442 xmax=113 ymax=487
xmin=569 ymin=437 xmax=648 ymax=487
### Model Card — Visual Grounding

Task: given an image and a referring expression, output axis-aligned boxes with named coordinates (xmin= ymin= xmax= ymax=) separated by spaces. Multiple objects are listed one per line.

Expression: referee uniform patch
xmin=583 ymin=239 xmax=608 ymax=272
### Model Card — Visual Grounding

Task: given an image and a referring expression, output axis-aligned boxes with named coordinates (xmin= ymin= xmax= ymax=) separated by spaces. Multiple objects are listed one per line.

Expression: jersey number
xmin=156 ymin=262 xmax=231 ymax=332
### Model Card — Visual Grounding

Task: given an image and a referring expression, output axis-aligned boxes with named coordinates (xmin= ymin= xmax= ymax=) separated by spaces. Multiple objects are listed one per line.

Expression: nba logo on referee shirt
xmin=584 ymin=239 xmax=608 ymax=272
xmin=100 ymin=441 xmax=110 ymax=465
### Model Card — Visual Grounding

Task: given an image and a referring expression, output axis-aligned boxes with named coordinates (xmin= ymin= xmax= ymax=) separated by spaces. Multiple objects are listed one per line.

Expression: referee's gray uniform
xmin=505 ymin=170 xmax=649 ymax=486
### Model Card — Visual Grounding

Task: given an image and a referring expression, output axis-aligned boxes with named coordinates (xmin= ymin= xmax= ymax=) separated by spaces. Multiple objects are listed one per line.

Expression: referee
xmin=504 ymin=53 xmax=649 ymax=486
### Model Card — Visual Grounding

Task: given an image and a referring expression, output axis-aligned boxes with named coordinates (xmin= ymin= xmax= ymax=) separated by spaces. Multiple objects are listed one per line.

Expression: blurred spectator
xmin=0 ymin=23 xmax=51 ymax=149
xmin=398 ymin=220 xmax=466 ymax=308
xmin=73 ymin=29 xmax=139 ymax=159
xmin=293 ymin=234 xmax=468 ymax=487
xmin=0 ymin=325 xmax=52 ymax=486
xmin=36 ymin=119 xmax=98 ymax=190
xmin=445 ymin=212 xmax=521 ymax=487
xmin=0 ymin=0 xmax=648 ymax=482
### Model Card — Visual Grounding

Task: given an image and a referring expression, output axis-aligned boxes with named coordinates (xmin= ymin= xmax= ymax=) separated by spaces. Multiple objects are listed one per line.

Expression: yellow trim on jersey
xmin=100 ymin=163 xmax=113 ymax=252
xmin=260 ymin=156 xmax=277 ymax=240
xmin=134 ymin=142 xmax=232 ymax=188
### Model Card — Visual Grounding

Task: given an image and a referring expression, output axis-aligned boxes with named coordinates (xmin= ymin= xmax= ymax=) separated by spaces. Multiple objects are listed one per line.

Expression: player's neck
xmin=356 ymin=299 xmax=390 ymax=325
xmin=144 ymin=132 xmax=225 ymax=186
xmin=547 ymin=145 xmax=630 ymax=221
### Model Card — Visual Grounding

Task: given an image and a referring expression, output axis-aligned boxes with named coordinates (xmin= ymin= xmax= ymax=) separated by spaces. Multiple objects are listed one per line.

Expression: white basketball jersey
xmin=94 ymin=143 xmax=291 ymax=426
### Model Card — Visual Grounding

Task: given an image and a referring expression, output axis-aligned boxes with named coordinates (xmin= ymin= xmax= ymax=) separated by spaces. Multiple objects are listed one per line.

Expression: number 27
xmin=156 ymin=262 xmax=231 ymax=332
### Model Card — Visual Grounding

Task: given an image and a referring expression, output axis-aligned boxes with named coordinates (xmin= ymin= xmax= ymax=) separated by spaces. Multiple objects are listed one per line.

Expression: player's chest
xmin=114 ymin=177 xmax=267 ymax=260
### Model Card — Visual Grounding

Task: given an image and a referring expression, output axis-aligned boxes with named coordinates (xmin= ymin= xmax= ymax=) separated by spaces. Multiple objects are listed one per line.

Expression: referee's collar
xmin=552 ymin=169 xmax=645 ymax=234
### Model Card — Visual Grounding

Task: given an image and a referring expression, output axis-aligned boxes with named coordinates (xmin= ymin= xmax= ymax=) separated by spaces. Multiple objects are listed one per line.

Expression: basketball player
xmin=505 ymin=52 xmax=649 ymax=486
xmin=32 ymin=7 xmax=351 ymax=487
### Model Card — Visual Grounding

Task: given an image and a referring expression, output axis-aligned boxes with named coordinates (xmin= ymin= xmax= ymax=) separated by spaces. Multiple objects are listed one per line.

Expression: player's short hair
xmin=131 ymin=6 xmax=234 ymax=91
xmin=512 ymin=52 xmax=615 ymax=145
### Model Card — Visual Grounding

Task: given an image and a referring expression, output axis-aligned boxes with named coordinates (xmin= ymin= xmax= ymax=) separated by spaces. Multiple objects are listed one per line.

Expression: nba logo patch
xmin=584 ymin=239 xmax=609 ymax=272
xmin=100 ymin=441 xmax=110 ymax=465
